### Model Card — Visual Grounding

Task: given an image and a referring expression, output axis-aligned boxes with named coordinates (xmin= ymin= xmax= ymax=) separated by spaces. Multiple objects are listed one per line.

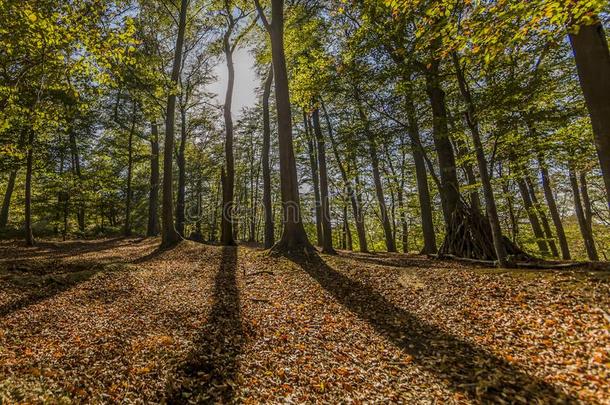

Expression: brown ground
xmin=0 ymin=238 xmax=608 ymax=404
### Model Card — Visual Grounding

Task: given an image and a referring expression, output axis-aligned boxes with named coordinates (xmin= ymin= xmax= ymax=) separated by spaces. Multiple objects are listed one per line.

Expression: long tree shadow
xmin=0 ymin=261 xmax=112 ymax=319
xmin=165 ymin=246 xmax=243 ymax=403
xmin=290 ymin=253 xmax=576 ymax=403
xmin=0 ymin=237 xmax=131 ymax=263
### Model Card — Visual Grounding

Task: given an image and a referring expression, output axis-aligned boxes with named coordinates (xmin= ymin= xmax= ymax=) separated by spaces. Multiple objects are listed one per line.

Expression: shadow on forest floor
xmin=165 ymin=246 xmax=243 ymax=403
xmin=0 ymin=261 xmax=123 ymax=319
xmin=288 ymin=252 xmax=575 ymax=403
xmin=1 ymin=237 xmax=133 ymax=263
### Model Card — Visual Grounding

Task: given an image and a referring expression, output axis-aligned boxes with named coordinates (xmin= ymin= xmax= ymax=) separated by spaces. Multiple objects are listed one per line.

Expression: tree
xmin=218 ymin=2 xmax=254 ymax=245
xmin=261 ymin=64 xmax=275 ymax=248
xmin=451 ymin=53 xmax=508 ymax=266
xmin=312 ymin=107 xmax=336 ymax=254
xmin=537 ymin=155 xmax=570 ymax=259
xmin=254 ymin=0 xmax=313 ymax=253
xmin=147 ymin=122 xmax=160 ymax=236
xmin=304 ymin=112 xmax=323 ymax=246
xmin=161 ymin=0 xmax=189 ymax=248
xmin=569 ymin=20 xmax=610 ymax=211
xmin=322 ymin=99 xmax=369 ymax=253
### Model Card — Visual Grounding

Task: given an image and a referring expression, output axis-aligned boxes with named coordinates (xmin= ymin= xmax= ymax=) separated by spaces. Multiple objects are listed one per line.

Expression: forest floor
xmin=0 ymin=238 xmax=609 ymax=404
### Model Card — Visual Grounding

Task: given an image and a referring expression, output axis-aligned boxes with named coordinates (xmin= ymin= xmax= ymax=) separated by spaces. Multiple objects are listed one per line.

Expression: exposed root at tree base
xmin=438 ymin=202 xmax=531 ymax=262
xmin=268 ymin=239 xmax=317 ymax=257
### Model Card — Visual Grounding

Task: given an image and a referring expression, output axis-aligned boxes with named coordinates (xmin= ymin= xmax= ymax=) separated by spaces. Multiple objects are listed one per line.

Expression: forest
xmin=1 ymin=0 xmax=609 ymax=403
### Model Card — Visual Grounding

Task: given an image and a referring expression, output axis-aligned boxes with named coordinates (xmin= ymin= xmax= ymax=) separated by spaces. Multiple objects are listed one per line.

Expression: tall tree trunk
xmin=147 ymin=122 xmax=160 ymax=236
xmin=124 ymin=102 xmax=136 ymax=237
xmin=0 ymin=169 xmax=17 ymax=228
xmin=195 ymin=174 xmax=203 ymax=238
xmin=210 ymin=174 xmax=221 ymax=242
xmin=256 ymin=0 xmax=312 ymax=252
xmin=175 ymin=106 xmax=187 ymax=237
xmin=249 ymin=145 xmax=259 ymax=243
xmin=526 ymin=176 xmax=559 ymax=258
xmin=321 ymin=99 xmax=368 ymax=252
xmin=454 ymin=137 xmax=481 ymax=212
xmin=62 ymin=190 xmax=68 ymax=241
xmin=312 ymin=107 xmax=335 ymax=254
xmin=516 ymin=177 xmax=549 ymax=255
xmin=452 ymin=53 xmax=507 ymax=266
xmin=500 ymin=165 xmax=519 ymax=243
xmin=343 ymin=202 xmax=353 ymax=251
xmin=569 ymin=165 xmax=598 ymax=260
xmin=56 ymin=143 xmax=67 ymax=237
xmin=69 ymin=129 xmax=85 ymax=232
xmin=569 ymin=21 xmax=610 ymax=211
xmin=382 ymin=141 xmax=408 ymax=254
xmin=398 ymin=188 xmax=409 ymax=253
xmin=448 ymin=109 xmax=481 ymax=214
xmin=579 ymin=172 xmax=593 ymax=226
xmin=221 ymin=28 xmax=236 ymax=246
xmin=537 ymin=156 xmax=570 ymax=259
xmin=232 ymin=183 xmax=242 ymax=241
xmin=424 ymin=61 xmax=460 ymax=225
xmin=25 ymin=128 xmax=35 ymax=246
xmin=388 ymin=181 xmax=397 ymax=243
xmin=355 ymin=88 xmax=396 ymax=252
xmin=579 ymin=170 xmax=596 ymax=257
xmin=404 ymin=92 xmax=437 ymax=254
xmin=305 ymin=112 xmax=323 ymax=246
xmin=262 ymin=64 xmax=275 ymax=248
xmin=161 ymin=0 xmax=188 ymax=248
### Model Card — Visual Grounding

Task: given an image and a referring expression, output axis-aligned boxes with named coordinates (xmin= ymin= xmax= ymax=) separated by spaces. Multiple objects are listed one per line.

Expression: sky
xmin=208 ymin=46 xmax=259 ymax=116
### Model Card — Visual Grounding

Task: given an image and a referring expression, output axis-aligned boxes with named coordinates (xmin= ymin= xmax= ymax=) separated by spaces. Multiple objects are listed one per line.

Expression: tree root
xmin=438 ymin=201 xmax=531 ymax=262
xmin=268 ymin=239 xmax=317 ymax=257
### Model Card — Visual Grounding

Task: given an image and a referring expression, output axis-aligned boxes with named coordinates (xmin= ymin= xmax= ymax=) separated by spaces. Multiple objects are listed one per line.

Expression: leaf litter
xmin=0 ymin=239 xmax=608 ymax=403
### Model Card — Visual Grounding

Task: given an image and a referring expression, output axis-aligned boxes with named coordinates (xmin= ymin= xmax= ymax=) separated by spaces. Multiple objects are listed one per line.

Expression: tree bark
xmin=343 ymin=202 xmax=353 ymax=250
xmin=455 ymin=138 xmax=481 ymax=212
xmin=25 ymin=128 xmax=35 ymax=246
xmin=210 ymin=174 xmax=221 ymax=242
xmin=175 ymin=106 xmax=187 ymax=237
xmin=305 ymin=112 xmax=322 ymax=246
xmin=579 ymin=171 xmax=593 ymax=226
xmin=424 ymin=61 xmax=460 ymax=225
xmin=248 ymin=131 xmax=259 ymax=243
xmin=569 ymin=165 xmax=598 ymax=260
xmin=221 ymin=27 xmax=236 ymax=246
xmin=0 ymin=169 xmax=17 ymax=229
xmin=256 ymin=0 xmax=312 ymax=252
xmin=500 ymin=177 xmax=519 ymax=243
xmin=516 ymin=177 xmax=549 ymax=255
xmin=69 ymin=129 xmax=85 ymax=233
xmin=161 ymin=0 xmax=188 ymax=248
xmin=382 ymin=140 xmax=408 ymax=254
xmin=398 ymin=189 xmax=409 ymax=253
xmin=354 ymin=88 xmax=396 ymax=252
xmin=124 ymin=102 xmax=136 ymax=237
xmin=525 ymin=176 xmax=559 ymax=258
xmin=194 ymin=174 xmax=203 ymax=238
xmin=321 ymin=99 xmax=368 ymax=252
xmin=569 ymin=21 xmax=610 ymax=211
xmin=537 ymin=156 xmax=570 ymax=259
xmin=262 ymin=64 xmax=275 ymax=248
xmin=446 ymin=103 xmax=481 ymax=213
xmin=147 ymin=122 xmax=160 ymax=236
xmin=312 ymin=107 xmax=335 ymax=254
xmin=404 ymin=92 xmax=437 ymax=254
